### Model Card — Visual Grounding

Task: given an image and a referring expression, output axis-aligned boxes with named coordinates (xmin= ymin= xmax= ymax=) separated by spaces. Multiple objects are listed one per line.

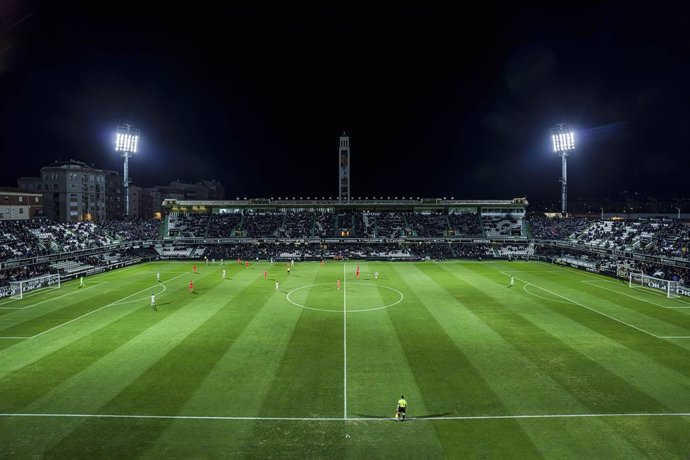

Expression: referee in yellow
xmin=396 ymin=395 xmax=407 ymax=421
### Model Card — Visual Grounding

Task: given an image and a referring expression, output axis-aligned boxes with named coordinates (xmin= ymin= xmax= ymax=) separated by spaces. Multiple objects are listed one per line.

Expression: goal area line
xmin=0 ymin=412 xmax=688 ymax=422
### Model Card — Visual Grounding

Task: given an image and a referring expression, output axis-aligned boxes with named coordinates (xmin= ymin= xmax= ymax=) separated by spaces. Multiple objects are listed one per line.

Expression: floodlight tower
xmin=551 ymin=123 xmax=575 ymax=216
xmin=115 ymin=124 xmax=140 ymax=218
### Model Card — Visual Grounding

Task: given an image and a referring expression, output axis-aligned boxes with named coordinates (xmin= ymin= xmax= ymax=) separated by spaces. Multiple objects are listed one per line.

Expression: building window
xmin=18 ymin=196 xmax=23 ymax=202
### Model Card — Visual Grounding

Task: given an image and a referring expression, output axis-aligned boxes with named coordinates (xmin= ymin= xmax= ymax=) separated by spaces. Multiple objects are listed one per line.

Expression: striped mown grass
xmin=0 ymin=260 xmax=689 ymax=458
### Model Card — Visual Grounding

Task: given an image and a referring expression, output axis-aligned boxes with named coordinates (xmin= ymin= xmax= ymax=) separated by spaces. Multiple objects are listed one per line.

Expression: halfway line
xmin=343 ymin=262 xmax=347 ymax=420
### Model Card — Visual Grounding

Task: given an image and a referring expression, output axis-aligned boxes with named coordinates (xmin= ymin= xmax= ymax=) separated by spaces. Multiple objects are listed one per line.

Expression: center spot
xmin=286 ymin=282 xmax=404 ymax=313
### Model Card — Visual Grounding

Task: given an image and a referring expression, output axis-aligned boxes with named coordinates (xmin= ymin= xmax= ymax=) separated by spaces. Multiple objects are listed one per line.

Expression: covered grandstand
xmin=1 ymin=197 xmax=689 ymax=296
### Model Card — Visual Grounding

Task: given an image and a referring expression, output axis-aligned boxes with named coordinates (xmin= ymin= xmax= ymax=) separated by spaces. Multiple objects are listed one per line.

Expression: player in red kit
xmin=189 ymin=280 xmax=194 ymax=293
xmin=245 ymin=260 xmax=249 ymax=269
xmin=264 ymin=271 xmax=268 ymax=280
xmin=356 ymin=264 xmax=360 ymax=279
xmin=337 ymin=278 xmax=341 ymax=290
xmin=193 ymin=265 xmax=197 ymax=274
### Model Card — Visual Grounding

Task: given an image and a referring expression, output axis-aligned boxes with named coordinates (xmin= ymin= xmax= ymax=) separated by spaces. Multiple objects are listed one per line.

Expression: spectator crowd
xmin=1 ymin=213 xmax=688 ymax=291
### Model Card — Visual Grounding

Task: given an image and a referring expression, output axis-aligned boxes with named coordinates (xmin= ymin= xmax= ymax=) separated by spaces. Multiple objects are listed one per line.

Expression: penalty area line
xmin=27 ymin=273 xmax=187 ymax=340
xmin=0 ymin=282 xmax=108 ymax=310
xmin=501 ymin=272 xmax=663 ymax=339
xmin=0 ymin=412 xmax=689 ymax=422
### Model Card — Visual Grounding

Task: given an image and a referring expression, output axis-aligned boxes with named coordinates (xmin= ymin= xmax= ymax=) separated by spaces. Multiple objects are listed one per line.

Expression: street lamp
xmin=551 ymin=123 xmax=575 ymax=216
xmin=601 ymin=207 xmax=604 ymax=220
xmin=675 ymin=207 xmax=681 ymax=219
xmin=115 ymin=124 xmax=139 ymax=218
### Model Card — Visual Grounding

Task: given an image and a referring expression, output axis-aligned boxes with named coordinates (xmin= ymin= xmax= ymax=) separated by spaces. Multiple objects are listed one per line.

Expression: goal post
xmin=629 ymin=272 xmax=679 ymax=299
xmin=9 ymin=273 xmax=61 ymax=300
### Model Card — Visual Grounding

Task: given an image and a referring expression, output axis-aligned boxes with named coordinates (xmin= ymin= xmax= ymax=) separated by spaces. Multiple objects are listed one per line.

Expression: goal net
xmin=9 ymin=273 xmax=61 ymax=300
xmin=629 ymin=272 xmax=679 ymax=299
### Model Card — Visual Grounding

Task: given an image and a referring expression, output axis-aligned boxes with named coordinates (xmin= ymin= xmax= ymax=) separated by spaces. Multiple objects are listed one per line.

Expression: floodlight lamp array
xmin=116 ymin=132 xmax=139 ymax=153
xmin=552 ymin=131 xmax=575 ymax=152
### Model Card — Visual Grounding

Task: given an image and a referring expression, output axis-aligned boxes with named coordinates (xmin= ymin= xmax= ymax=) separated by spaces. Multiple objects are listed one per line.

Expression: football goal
xmin=9 ymin=273 xmax=61 ymax=300
xmin=629 ymin=272 xmax=679 ymax=299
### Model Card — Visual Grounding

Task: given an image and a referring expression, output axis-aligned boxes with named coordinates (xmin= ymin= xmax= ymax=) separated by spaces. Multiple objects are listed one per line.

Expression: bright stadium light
xmin=551 ymin=123 xmax=575 ymax=216
xmin=115 ymin=124 xmax=140 ymax=218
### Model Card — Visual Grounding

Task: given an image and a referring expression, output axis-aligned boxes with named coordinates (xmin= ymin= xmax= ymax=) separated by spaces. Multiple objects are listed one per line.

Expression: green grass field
xmin=1 ymin=260 xmax=690 ymax=458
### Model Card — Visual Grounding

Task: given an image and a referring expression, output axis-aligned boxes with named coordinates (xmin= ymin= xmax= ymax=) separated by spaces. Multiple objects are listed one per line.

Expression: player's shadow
xmin=413 ymin=412 xmax=452 ymax=419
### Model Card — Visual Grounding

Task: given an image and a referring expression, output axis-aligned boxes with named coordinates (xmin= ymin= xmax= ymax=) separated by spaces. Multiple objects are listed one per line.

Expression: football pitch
xmin=1 ymin=260 xmax=690 ymax=458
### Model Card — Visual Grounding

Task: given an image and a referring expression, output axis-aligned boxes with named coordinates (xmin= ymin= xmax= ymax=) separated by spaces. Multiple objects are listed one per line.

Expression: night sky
xmin=1 ymin=2 xmax=689 ymax=201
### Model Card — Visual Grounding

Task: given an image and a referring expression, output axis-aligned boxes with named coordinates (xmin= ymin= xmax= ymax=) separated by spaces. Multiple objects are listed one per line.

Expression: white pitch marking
xmin=343 ymin=263 xmax=347 ymax=420
xmin=0 ymin=283 xmax=108 ymax=310
xmin=577 ymin=278 xmax=690 ymax=308
xmin=285 ymin=283 xmax=403 ymax=313
xmin=581 ymin=280 xmax=690 ymax=309
xmin=496 ymin=270 xmax=560 ymax=274
xmin=109 ymin=283 xmax=168 ymax=306
xmin=500 ymin=271 xmax=666 ymax=339
xmin=0 ymin=412 xmax=688 ymax=422
xmin=522 ymin=284 xmax=574 ymax=305
xmin=28 ymin=273 xmax=187 ymax=340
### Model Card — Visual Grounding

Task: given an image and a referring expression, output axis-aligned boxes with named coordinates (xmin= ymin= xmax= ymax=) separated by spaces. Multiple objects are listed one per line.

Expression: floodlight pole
xmin=551 ymin=123 xmax=575 ymax=217
xmin=560 ymin=151 xmax=568 ymax=216
xmin=115 ymin=124 xmax=139 ymax=219
xmin=123 ymin=152 xmax=130 ymax=218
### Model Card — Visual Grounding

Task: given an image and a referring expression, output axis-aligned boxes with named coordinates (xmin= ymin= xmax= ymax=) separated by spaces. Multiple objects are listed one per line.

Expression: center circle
xmin=286 ymin=282 xmax=404 ymax=313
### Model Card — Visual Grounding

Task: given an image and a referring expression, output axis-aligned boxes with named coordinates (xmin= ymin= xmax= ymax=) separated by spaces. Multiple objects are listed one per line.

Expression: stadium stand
xmin=1 ymin=207 xmax=688 ymax=294
xmin=406 ymin=212 xmax=448 ymax=237
xmin=482 ymin=215 xmax=525 ymax=238
xmin=313 ymin=212 xmax=336 ymax=238
xmin=206 ymin=213 xmax=243 ymax=238
xmin=527 ymin=215 xmax=592 ymax=240
xmin=282 ymin=211 xmax=314 ymax=238
xmin=496 ymin=244 xmax=535 ymax=258
xmin=371 ymin=212 xmax=406 ymax=238
xmin=447 ymin=212 xmax=482 ymax=237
